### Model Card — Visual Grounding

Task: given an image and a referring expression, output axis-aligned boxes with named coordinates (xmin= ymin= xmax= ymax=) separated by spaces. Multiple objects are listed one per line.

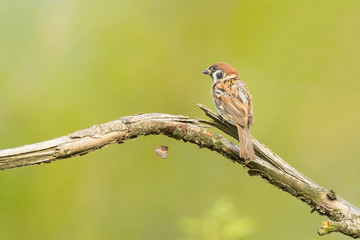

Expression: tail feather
xmin=237 ymin=125 xmax=256 ymax=162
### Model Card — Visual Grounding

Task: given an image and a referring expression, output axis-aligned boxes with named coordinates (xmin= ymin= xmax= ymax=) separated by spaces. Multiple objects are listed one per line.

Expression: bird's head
xmin=202 ymin=62 xmax=239 ymax=82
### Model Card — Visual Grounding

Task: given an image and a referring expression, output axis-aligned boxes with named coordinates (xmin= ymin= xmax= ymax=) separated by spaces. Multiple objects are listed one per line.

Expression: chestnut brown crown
xmin=202 ymin=62 xmax=239 ymax=82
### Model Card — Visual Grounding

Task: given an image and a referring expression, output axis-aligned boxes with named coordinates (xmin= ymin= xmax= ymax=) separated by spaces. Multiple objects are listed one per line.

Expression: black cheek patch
xmin=216 ymin=71 xmax=223 ymax=79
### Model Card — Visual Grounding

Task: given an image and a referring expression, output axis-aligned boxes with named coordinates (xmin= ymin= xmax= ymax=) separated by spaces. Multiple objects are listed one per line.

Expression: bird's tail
xmin=237 ymin=125 xmax=256 ymax=162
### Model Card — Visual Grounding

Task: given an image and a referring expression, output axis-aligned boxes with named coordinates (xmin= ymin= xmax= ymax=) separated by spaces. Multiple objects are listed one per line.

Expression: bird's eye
xmin=216 ymin=71 xmax=223 ymax=79
xmin=212 ymin=66 xmax=218 ymax=71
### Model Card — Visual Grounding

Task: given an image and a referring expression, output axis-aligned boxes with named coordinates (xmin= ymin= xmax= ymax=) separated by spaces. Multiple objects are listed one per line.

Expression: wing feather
xmin=212 ymin=78 xmax=253 ymax=127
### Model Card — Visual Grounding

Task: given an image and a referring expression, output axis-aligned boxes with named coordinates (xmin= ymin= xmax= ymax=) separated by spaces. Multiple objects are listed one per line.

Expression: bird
xmin=202 ymin=62 xmax=256 ymax=162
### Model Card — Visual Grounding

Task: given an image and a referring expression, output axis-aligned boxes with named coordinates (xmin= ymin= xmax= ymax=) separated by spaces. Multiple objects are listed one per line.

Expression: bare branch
xmin=0 ymin=107 xmax=359 ymax=238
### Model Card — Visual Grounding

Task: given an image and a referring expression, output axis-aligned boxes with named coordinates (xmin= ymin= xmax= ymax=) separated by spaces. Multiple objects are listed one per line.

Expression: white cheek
xmin=212 ymin=72 xmax=218 ymax=82
xmin=212 ymin=70 xmax=225 ymax=82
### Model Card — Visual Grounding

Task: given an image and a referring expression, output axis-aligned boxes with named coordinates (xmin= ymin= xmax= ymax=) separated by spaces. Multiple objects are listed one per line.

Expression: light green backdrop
xmin=0 ymin=0 xmax=359 ymax=239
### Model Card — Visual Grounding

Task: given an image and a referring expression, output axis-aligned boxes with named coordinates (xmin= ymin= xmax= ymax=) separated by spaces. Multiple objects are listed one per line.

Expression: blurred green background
xmin=0 ymin=0 xmax=360 ymax=239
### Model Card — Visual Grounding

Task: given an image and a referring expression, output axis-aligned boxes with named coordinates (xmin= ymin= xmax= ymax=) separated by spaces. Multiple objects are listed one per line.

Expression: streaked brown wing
xmin=212 ymin=78 xmax=252 ymax=127
xmin=240 ymin=82 xmax=254 ymax=126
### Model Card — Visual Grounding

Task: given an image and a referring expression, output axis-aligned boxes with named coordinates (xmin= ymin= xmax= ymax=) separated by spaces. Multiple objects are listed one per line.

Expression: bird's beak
xmin=202 ymin=69 xmax=211 ymax=75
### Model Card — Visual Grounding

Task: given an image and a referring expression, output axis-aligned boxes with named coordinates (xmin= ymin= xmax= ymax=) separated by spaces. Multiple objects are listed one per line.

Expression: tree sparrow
xmin=202 ymin=62 xmax=256 ymax=161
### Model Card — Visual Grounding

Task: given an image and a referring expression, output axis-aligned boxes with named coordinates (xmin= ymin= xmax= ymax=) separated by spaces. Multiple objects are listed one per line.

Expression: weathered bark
xmin=0 ymin=105 xmax=359 ymax=238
